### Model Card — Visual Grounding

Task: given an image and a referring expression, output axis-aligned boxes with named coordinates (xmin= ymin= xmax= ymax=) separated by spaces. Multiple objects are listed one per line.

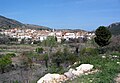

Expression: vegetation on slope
xmin=108 ymin=22 xmax=120 ymax=35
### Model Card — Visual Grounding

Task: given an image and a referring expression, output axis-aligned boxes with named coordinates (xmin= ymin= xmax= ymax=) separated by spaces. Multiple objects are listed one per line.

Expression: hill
xmin=25 ymin=24 xmax=51 ymax=30
xmin=0 ymin=15 xmax=51 ymax=30
xmin=108 ymin=22 xmax=120 ymax=35
xmin=0 ymin=15 xmax=24 ymax=29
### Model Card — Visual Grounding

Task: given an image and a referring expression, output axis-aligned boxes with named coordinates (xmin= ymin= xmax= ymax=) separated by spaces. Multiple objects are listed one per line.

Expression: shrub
xmin=36 ymin=47 xmax=44 ymax=53
xmin=80 ymin=48 xmax=98 ymax=56
xmin=48 ymin=65 xmax=65 ymax=74
xmin=0 ymin=55 xmax=12 ymax=73
xmin=52 ymin=51 xmax=63 ymax=67
xmin=66 ymin=53 xmax=79 ymax=64
xmin=6 ymin=53 xmax=16 ymax=58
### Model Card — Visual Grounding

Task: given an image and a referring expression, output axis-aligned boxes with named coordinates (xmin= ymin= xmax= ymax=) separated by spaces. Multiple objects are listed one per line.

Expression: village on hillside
xmin=0 ymin=28 xmax=95 ymax=43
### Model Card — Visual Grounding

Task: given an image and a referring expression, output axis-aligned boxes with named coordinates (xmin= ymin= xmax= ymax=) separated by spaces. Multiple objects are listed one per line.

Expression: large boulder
xmin=68 ymin=68 xmax=83 ymax=76
xmin=37 ymin=73 xmax=66 ymax=83
xmin=76 ymin=64 xmax=94 ymax=72
xmin=37 ymin=64 xmax=94 ymax=83
xmin=72 ymin=69 xmax=84 ymax=76
xmin=64 ymin=69 xmax=75 ymax=79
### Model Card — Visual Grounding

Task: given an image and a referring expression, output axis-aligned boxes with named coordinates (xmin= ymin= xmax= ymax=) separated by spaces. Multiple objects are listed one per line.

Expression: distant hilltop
xmin=108 ymin=22 xmax=120 ymax=35
xmin=0 ymin=15 xmax=23 ymax=29
xmin=0 ymin=15 xmax=51 ymax=30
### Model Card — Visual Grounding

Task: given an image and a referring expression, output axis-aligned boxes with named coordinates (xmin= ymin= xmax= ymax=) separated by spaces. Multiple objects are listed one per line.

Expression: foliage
xmin=42 ymin=36 xmax=57 ymax=47
xmin=94 ymin=26 xmax=112 ymax=47
xmin=36 ymin=47 xmax=44 ymax=53
xmin=68 ymin=54 xmax=120 ymax=83
xmin=105 ymin=35 xmax=120 ymax=52
xmin=8 ymin=37 xmax=18 ymax=42
xmin=48 ymin=65 xmax=65 ymax=74
xmin=51 ymin=48 xmax=79 ymax=67
xmin=6 ymin=53 xmax=16 ymax=58
xmin=0 ymin=36 xmax=10 ymax=44
xmin=52 ymin=51 xmax=63 ymax=67
xmin=43 ymin=54 xmax=49 ymax=61
xmin=0 ymin=55 xmax=12 ymax=73
xmin=80 ymin=47 xmax=98 ymax=56
xmin=108 ymin=22 xmax=120 ymax=35
xmin=63 ymin=47 xmax=69 ymax=57
xmin=43 ymin=54 xmax=49 ymax=68
xmin=66 ymin=53 xmax=79 ymax=64
xmin=20 ymin=38 xmax=25 ymax=44
xmin=20 ymin=51 xmax=39 ymax=68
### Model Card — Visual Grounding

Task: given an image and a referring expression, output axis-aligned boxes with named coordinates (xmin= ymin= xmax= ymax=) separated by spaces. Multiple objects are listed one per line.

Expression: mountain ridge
xmin=108 ymin=22 xmax=120 ymax=35
xmin=0 ymin=15 xmax=51 ymax=30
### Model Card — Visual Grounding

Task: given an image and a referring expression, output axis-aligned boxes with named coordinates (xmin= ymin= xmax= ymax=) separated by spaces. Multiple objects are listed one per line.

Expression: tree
xmin=20 ymin=38 xmax=25 ymax=44
xmin=43 ymin=54 xmax=49 ymax=68
xmin=52 ymin=51 xmax=63 ymax=67
xmin=94 ymin=26 xmax=111 ymax=47
xmin=42 ymin=36 xmax=57 ymax=63
xmin=42 ymin=36 xmax=57 ymax=47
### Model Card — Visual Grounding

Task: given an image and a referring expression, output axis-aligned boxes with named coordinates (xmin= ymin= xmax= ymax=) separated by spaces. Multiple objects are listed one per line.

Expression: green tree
xmin=43 ymin=54 xmax=49 ymax=68
xmin=20 ymin=38 xmax=25 ymax=44
xmin=36 ymin=47 xmax=44 ymax=53
xmin=42 ymin=36 xmax=57 ymax=47
xmin=94 ymin=26 xmax=112 ymax=47
xmin=42 ymin=36 xmax=57 ymax=63
xmin=52 ymin=51 xmax=63 ymax=67
xmin=6 ymin=53 xmax=16 ymax=57
xmin=0 ymin=56 xmax=12 ymax=73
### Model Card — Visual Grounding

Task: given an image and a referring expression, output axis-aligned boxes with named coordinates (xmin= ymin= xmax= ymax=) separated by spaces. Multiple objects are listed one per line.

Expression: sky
xmin=0 ymin=0 xmax=120 ymax=31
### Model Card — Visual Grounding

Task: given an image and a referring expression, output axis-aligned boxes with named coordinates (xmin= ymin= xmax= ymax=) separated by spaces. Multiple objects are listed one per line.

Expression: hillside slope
xmin=0 ymin=15 xmax=24 ymax=29
xmin=108 ymin=22 xmax=120 ymax=35
xmin=0 ymin=15 xmax=51 ymax=30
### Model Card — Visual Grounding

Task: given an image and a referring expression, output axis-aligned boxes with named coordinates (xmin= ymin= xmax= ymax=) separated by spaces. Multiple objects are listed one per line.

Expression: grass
xmin=67 ymin=53 xmax=120 ymax=83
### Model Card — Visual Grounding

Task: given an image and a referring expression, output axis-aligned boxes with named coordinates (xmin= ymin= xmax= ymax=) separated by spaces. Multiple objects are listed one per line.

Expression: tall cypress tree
xmin=94 ymin=26 xmax=111 ymax=47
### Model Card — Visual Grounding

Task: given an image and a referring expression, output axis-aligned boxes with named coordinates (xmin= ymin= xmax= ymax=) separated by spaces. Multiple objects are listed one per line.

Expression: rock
xmin=37 ymin=64 xmax=94 ymax=83
xmin=87 ymin=69 xmax=99 ymax=74
xmin=72 ymin=69 xmax=83 ymax=76
xmin=102 ymin=55 xmax=106 ymax=58
xmin=37 ymin=73 xmax=66 ymax=83
xmin=117 ymin=62 xmax=120 ymax=64
xmin=64 ymin=71 xmax=74 ymax=79
xmin=115 ymin=74 xmax=120 ymax=83
xmin=68 ymin=68 xmax=74 ymax=72
xmin=37 ymin=73 xmax=52 ymax=83
xmin=76 ymin=64 xmax=93 ymax=72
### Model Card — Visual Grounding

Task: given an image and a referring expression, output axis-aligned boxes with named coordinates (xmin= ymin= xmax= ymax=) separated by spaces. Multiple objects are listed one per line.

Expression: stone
xmin=102 ymin=55 xmax=106 ymax=58
xmin=37 ymin=73 xmax=66 ymax=83
xmin=64 ymin=71 xmax=74 ymax=79
xmin=72 ymin=69 xmax=83 ymax=76
xmin=76 ymin=64 xmax=94 ymax=72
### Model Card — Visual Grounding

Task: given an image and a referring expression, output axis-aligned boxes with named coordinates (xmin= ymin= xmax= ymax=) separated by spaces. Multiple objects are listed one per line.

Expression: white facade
xmin=63 ymin=33 xmax=76 ymax=40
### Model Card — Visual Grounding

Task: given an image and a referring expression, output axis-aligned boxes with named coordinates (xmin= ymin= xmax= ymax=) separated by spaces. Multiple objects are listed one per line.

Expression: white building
xmin=63 ymin=32 xmax=76 ymax=40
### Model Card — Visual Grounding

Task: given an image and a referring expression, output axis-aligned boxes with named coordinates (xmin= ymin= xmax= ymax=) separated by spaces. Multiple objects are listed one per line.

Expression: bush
xmin=0 ymin=55 xmax=12 ymax=73
xmin=36 ymin=47 xmax=44 ymax=53
xmin=48 ymin=65 xmax=65 ymax=74
xmin=6 ymin=53 xmax=16 ymax=58
xmin=66 ymin=53 xmax=79 ymax=64
xmin=51 ymin=51 xmax=63 ymax=67
xmin=80 ymin=48 xmax=98 ymax=56
xmin=70 ymin=53 xmax=120 ymax=83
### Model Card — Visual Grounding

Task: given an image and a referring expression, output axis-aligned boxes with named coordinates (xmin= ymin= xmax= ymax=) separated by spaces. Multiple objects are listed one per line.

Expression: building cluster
xmin=0 ymin=28 xmax=95 ymax=43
